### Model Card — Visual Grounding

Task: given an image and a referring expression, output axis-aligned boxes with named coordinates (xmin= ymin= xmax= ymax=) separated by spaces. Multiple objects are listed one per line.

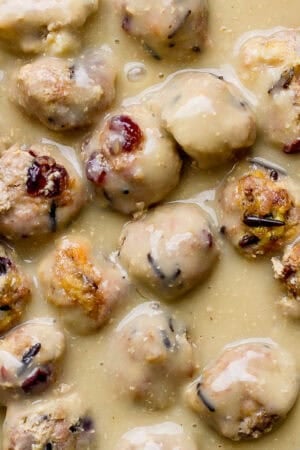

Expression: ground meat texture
xmin=0 ymin=0 xmax=98 ymax=54
xmin=0 ymin=244 xmax=31 ymax=334
xmin=0 ymin=319 xmax=65 ymax=404
xmin=237 ymin=29 xmax=300 ymax=150
xmin=0 ymin=144 xmax=86 ymax=240
xmin=114 ymin=0 xmax=208 ymax=60
xmin=118 ymin=202 xmax=219 ymax=299
xmin=115 ymin=422 xmax=197 ymax=450
xmin=107 ymin=301 xmax=195 ymax=410
xmin=3 ymin=393 xmax=96 ymax=450
xmin=12 ymin=47 xmax=116 ymax=131
xmin=218 ymin=160 xmax=300 ymax=257
xmin=272 ymin=239 xmax=300 ymax=318
xmin=154 ymin=71 xmax=256 ymax=169
xmin=38 ymin=235 xmax=128 ymax=335
xmin=185 ymin=338 xmax=299 ymax=441
xmin=82 ymin=103 xmax=182 ymax=215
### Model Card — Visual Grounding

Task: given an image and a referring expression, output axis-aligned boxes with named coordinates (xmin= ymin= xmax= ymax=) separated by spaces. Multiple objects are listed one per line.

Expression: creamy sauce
xmin=1 ymin=1 xmax=300 ymax=449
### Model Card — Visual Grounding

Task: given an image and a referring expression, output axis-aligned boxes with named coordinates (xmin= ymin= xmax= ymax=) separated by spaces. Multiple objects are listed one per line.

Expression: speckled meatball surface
xmin=12 ymin=47 xmax=116 ymax=131
xmin=0 ymin=243 xmax=31 ymax=334
xmin=118 ymin=202 xmax=219 ymax=299
xmin=185 ymin=338 xmax=299 ymax=441
xmin=0 ymin=0 xmax=98 ymax=54
xmin=272 ymin=238 xmax=300 ymax=318
xmin=115 ymin=422 xmax=197 ymax=450
xmin=218 ymin=159 xmax=300 ymax=257
xmin=39 ymin=235 xmax=128 ymax=334
xmin=114 ymin=0 xmax=208 ymax=60
xmin=155 ymin=71 xmax=256 ymax=169
xmin=3 ymin=393 xmax=96 ymax=450
xmin=82 ymin=103 xmax=181 ymax=215
xmin=107 ymin=301 xmax=195 ymax=410
xmin=0 ymin=144 xmax=86 ymax=239
xmin=237 ymin=29 xmax=300 ymax=151
xmin=0 ymin=319 xmax=65 ymax=403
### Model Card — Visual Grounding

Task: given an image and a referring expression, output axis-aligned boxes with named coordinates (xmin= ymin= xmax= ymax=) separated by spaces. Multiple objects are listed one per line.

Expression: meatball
xmin=0 ymin=243 xmax=31 ymax=334
xmin=0 ymin=0 xmax=98 ymax=54
xmin=82 ymin=103 xmax=181 ymax=215
xmin=12 ymin=47 xmax=116 ymax=131
xmin=3 ymin=393 xmax=96 ymax=450
xmin=115 ymin=422 xmax=197 ymax=450
xmin=0 ymin=319 xmax=65 ymax=402
xmin=218 ymin=159 xmax=300 ymax=257
xmin=0 ymin=144 xmax=86 ymax=240
xmin=237 ymin=29 xmax=300 ymax=151
xmin=155 ymin=71 xmax=256 ymax=169
xmin=272 ymin=238 xmax=300 ymax=318
xmin=185 ymin=338 xmax=299 ymax=441
xmin=118 ymin=202 xmax=219 ymax=299
xmin=107 ymin=301 xmax=195 ymax=409
xmin=39 ymin=235 xmax=129 ymax=335
xmin=114 ymin=0 xmax=208 ymax=60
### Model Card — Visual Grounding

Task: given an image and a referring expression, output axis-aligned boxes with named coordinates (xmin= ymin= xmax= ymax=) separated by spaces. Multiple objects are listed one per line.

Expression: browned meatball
xmin=0 ymin=144 xmax=86 ymax=239
xmin=237 ymin=29 xmax=300 ymax=151
xmin=272 ymin=239 xmax=300 ymax=318
xmin=107 ymin=301 xmax=195 ymax=410
xmin=0 ymin=0 xmax=99 ymax=54
xmin=3 ymin=393 xmax=96 ymax=450
xmin=0 ymin=243 xmax=31 ymax=334
xmin=39 ymin=235 xmax=129 ymax=334
xmin=0 ymin=319 xmax=65 ymax=404
xmin=186 ymin=339 xmax=299 ymax=441
xmin=114 ymin=0 xmax=208 ymax=60
xmin=12 ymin=47 xmax=116 ymax=131
xmin=218 ymin=159 xmax=300 ymax=257
xmin=82 ymin=103 xmax=181 ymax=215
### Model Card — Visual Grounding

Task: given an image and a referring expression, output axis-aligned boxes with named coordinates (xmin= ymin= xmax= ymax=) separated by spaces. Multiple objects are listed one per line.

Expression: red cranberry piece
xmin=86 ymin=152 xmax=107 ymax=185
xmin=283 ymin=139 xmax=300 ymax=154
xmin=109 ymin=115 xmax=143 ymax=152
xmin=21 ymin=366 xmax=52 ymax=393
xmin=26 ymin=155 xmax=69 ymax=198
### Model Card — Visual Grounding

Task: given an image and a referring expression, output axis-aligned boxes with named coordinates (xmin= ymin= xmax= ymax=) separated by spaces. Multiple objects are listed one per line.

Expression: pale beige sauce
xmin=1 ymin=1 xmax=300 ymax=449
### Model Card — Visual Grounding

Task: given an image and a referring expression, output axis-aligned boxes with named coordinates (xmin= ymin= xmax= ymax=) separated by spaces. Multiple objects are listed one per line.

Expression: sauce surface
xmin=1 ymin=1 xmax=300 ymax=449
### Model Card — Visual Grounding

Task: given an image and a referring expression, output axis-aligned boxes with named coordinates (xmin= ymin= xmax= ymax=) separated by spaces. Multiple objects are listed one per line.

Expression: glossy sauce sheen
xmin=1 ymin=1 xmax=300 ymax=449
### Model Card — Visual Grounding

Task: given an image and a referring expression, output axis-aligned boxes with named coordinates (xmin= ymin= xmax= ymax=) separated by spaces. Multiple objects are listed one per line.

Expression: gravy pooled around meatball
xmin=154 ymin=71 xmax=256 ymax=169
xmin=3 ymin=393 xmax=96 ymax=450
xmin=0 ymin=0 xmax=98 ymax=54
xmin=0 ymin=144 xmax=86 ymax=240
xmin=12 ymin=47 xmax=116 ymax=131
xmin=272 ymin=238 xmax=300 ymax=318
xmin=218 ymin=159 xmax=300 ymax=257
xmin=118 ymin=202 xmax=219 ymax=299
xmin=115 ymin=422 xmax=197 ymax=450
xmin=185 ymin=338 xmax=299 ymax=441
xmin=0 ymin=243 xmax=31 ymax=334
xmin=107 ymin=301 xmax=195 ymax=409
xmin=83 ymin=103 xmax=181 ymax=214
xmin=237 ymin=29 xmax=300 ymax=151
xmin=39 ymin=235 xmax=128 ymax=334
xmin=114 ymin=0 xmax=208 ymax=60
xmin=0 ymin=319 xmax=65 ymax=403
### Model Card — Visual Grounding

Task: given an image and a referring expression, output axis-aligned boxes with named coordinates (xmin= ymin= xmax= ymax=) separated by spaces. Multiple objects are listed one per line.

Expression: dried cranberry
xmin=109 ymin=115 xmax=143 ymax=152
xmin=26 ymin=155 xmax=69 ymax=198
xmin=86 ymin=152 xmax=107 ymax=185
xmin=22 ymin=366 xmax=51 ymax=393
xmin=0 ymin=257 xmax=11 ymax=275
xmin=283 ymin=139 xmax=300 ymax=154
